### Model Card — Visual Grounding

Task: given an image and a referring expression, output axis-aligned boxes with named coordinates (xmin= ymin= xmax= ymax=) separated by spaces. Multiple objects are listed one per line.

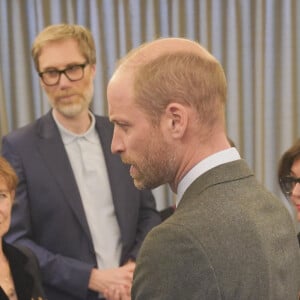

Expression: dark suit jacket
xmin=132 ymin=160 xmax=300 ymax=300
xmin=2 ymin=111 xmax=160 ymax=300
xmin=0 ymin=241 xmax=45 ymax=300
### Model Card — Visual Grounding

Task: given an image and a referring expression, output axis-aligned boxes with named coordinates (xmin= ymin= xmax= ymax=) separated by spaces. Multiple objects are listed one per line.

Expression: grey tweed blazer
xmin=132 ymin=159 xmax=300 ymax=300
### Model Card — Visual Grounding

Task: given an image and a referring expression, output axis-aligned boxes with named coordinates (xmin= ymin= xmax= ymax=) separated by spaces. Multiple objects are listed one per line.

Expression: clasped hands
xmin=89 ymin=261 xmax=135 ymax=300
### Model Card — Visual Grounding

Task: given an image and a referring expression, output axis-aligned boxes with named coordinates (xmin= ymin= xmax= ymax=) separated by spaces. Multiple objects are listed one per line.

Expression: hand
xmin=88 ymin=262 xmax=136 ymax=300
xmin=103 ymin=284 xmax=131 ymax=300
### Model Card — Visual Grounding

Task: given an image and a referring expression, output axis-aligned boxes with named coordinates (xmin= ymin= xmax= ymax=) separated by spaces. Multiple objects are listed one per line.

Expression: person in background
xmin=0 ymin=156 xmax=45 ymax=300
xmin=1 ymin=24 xmax=160 ymax=300
xmin=278 ymin=138 xmax=300 ymax=244
xmin=107 ymin=37 xmax=300 ymax=299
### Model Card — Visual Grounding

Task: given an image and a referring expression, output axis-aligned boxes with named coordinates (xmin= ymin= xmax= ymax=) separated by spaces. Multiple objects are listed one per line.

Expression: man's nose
xmin=111 ymin=130 xmax=124 ymax=154
xmin=58 ymin=72 xmax=73 ymax=87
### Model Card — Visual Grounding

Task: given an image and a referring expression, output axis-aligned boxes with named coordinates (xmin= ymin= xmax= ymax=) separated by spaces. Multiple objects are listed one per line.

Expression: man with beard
xmin=1 ymin=24 xmax=161 ymax=300
xmin=107 ymin=37 xmax=300 ymax=299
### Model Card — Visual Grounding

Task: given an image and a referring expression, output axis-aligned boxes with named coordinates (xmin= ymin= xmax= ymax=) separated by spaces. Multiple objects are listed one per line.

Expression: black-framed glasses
xmin=279 ymin=176 xmax=300 ymax=195
xmin=38 ymin=62 xmax=88 ymax=86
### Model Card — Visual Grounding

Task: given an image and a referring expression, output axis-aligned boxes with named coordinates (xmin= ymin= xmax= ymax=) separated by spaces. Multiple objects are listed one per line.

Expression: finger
xmin=112 ymin=288 xmax=122 ymax=300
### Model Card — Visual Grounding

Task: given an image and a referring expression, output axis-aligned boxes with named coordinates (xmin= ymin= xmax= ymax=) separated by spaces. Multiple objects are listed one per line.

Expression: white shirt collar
xmin=52 ymin=110 xmax=98 ymax=144
xmin=176 ymin=147 xmax=241 ymax=206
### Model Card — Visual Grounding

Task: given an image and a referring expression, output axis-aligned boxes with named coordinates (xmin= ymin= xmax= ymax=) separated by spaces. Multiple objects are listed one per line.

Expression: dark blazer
xmin=132 ymin=160 xmax=300 ymax=300
xmin=0 ymin=241 xmax=45 ymax=300
xmin=2 ymin=110 xmax=161 ymax=300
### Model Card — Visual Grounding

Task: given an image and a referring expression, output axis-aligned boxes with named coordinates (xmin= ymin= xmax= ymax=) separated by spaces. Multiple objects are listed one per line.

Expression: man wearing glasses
xmin=1 ymin=24 xmax=161 ymax=300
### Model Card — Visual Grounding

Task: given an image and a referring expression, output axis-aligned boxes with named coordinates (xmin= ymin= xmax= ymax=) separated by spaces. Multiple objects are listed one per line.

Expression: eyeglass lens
xmin=40 ymin=63 xmax=86 ymax=86
xmin=281 ymin=176 xmax=300 ymax=194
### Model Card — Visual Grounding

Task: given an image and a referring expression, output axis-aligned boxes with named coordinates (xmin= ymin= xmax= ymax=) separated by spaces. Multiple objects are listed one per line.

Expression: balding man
xmin=107 ymin=38 xmax=300 ymax=300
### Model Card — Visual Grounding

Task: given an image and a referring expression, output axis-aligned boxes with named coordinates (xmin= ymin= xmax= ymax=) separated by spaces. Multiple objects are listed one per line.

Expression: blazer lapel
xmin=4 ymin=242 xmax=33 ymax=300
xmin=94 ymin=116 xmax=124 ymax=202
xmin=35 ymin=111 xmax=93 ymax=244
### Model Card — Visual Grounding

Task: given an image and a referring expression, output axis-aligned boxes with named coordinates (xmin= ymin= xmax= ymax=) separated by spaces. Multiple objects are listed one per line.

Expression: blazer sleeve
xmin=2 ymin=136 xmax=94 ymax=299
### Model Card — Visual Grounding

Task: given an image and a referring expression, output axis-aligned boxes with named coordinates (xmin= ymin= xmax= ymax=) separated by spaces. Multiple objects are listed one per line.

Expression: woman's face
xmin=290 ymin=158 xmax=300 ymax=221
xmin=0 ymin=178 xmax=14 ymax=238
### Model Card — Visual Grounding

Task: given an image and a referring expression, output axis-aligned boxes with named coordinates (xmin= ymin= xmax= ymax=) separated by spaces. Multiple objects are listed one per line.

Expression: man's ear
xmin=164 ymin=103 xmax=188 ymax=139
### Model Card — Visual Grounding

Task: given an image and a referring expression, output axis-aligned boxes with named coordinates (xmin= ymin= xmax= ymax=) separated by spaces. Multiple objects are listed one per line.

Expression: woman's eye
xmin=0 ymin=192 xmax=8 ymax=199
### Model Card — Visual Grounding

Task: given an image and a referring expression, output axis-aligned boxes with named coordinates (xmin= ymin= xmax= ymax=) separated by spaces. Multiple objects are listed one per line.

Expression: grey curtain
xmin=0 ymin=0 xmax=300 ymax=210
xmin=0 ymin=64 xmax=8 ymax=137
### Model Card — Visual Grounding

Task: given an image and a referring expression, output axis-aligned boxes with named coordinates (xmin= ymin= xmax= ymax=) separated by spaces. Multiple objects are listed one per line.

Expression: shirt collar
xmin=176 ymin=147 xmax=241 ymax=206
xmin=53 ymin=110 xmax=98 ymax=144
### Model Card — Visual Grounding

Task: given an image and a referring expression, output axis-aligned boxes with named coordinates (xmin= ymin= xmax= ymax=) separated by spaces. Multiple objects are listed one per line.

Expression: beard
xmin=48 ymin=82 xmax=94 ymax=118
xmin=122 ymin=135 xmax=176 ymax=190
